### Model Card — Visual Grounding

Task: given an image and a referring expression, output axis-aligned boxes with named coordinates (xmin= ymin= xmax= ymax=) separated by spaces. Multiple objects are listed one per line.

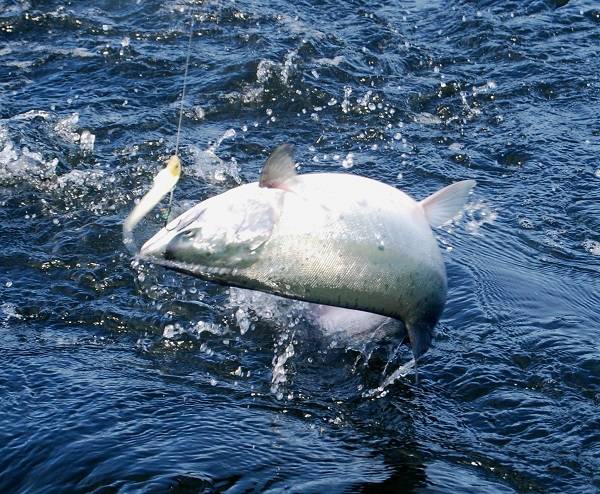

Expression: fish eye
xmin=183 ymin=230 xmax=195 ymax=239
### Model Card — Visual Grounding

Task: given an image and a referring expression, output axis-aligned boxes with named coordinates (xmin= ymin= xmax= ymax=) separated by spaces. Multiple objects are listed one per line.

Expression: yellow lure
xmin=123 ymin=155 xmax=181 ymax=253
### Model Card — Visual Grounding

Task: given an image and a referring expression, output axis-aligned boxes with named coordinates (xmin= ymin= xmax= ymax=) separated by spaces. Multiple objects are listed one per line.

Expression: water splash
xmin=464 ymin=200 xmax=498 ymax=235
xmin=582 ymin=239 xmax=600 ymax=256
xmin=225 ymin=50 xmax=297 ymax=105
xmin=363 ymin=358 xmax=415 ymax=399
xmin=0 ymin=132 xmax=58 ymax=185
xmin=188 ymin=129 xmax=241 ymax=184
xmin=256 ymin=50 xmax=296 ymax=86
xmin=0 ymin=303 xmax=23 ymax=327
xmin=54 ymin=113 xmax=80 ymax=143
xmin=79 ymin=130 xmax=95 ymax=154
xmin=271 ymin=330 xmax=296 ymax=400
xmin=341 ymin=152 xmax=354 ymax=169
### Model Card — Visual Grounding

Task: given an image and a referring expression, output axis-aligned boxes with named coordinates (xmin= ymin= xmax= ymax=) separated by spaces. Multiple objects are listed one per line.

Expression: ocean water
xmin=1 ymin=0 xmax=599 ymax=492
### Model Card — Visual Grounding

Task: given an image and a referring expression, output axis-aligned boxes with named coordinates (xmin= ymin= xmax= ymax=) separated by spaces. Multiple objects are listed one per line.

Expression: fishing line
xmin=166 ymin=9 xmax=195 ymax=223
xmin=175 ymin=12 xmax=195 ymax=156
xmin=122 ymin=10 xmax=193 ymax=251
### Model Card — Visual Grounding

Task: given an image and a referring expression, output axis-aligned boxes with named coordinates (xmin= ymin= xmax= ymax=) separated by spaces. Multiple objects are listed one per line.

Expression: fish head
xmin=140 ymin=183 xmax=281 ymax=274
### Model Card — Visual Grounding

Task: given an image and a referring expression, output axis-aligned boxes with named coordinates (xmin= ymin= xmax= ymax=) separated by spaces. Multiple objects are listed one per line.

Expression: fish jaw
xmin=140 ymin=183 xmax=282 ymax=266
xmin=139 ymin=201 xmax=201 ymax=259
xmin=139 ymin=224 xmax=174 ymax=258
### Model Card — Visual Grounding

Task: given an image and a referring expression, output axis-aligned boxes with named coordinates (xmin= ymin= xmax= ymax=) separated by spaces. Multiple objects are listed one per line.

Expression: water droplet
xmin=193 ymin=107 xmax=205 ymax=120
xmin=518 ymin=218 xmax=534 ymax=229
xmin=79 ymin=130 xmax=95 ymax=153
xmin=236 ymin=308 xmax=251 ymax=335
xmin=163 ymin=324 xmax=176 ymax=339
xmin=583 ymin=239 xmax=600 ymax=256
xmin=341 ymin=152 xmax=354 ymax=169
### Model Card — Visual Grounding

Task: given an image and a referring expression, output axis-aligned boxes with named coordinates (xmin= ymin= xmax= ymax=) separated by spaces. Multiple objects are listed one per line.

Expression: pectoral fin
xmin=420 ymin=179 xmax=476 ymax=228
xmin=259 ymin=144 xmax=297 ymax=190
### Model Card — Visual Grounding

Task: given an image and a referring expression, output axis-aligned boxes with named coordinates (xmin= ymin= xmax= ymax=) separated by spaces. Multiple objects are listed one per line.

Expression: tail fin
xmin=420 ymin=180 xmax=476 ymax=228
xmin=406 ymin=321 xmax=433 ymax=361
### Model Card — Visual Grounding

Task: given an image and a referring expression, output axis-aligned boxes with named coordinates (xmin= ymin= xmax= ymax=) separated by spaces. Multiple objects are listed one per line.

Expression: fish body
xmin=139 ymin=145 xmax=474 ymax=359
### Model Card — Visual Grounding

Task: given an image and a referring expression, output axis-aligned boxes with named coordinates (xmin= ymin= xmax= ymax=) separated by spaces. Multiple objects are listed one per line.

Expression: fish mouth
xmin=138 ymin=225 xmax=239 ymax=283
xmin=140 ymin=201 xmax=204 ymax=259
xmin=139 ymin=227 xmax=174 ymax=259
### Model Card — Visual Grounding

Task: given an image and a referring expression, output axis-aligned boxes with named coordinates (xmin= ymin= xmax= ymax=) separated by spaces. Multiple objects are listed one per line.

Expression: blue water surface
xmin=1 ymin=0 xmax=599 ymax=492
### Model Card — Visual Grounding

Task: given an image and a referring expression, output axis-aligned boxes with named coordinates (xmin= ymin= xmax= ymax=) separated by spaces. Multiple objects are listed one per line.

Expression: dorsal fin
xmin=420 ymin=180 xmax=476 ymax=227
xmin=259 ymin=144 xmax=297 ymax=189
